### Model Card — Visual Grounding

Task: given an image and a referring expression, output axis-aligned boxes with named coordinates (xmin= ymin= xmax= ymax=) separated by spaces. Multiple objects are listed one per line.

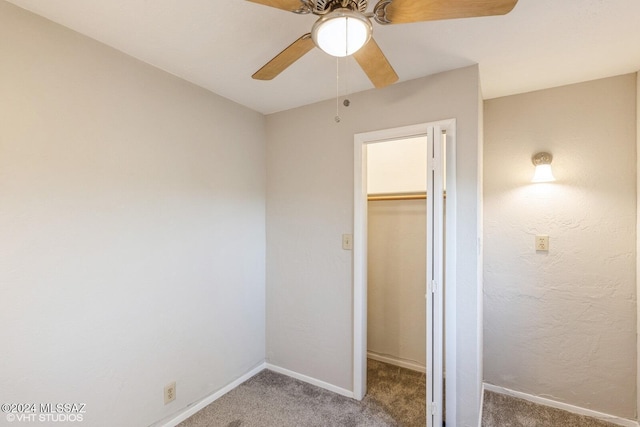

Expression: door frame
xmin=353 ymin=120 xmax=457 ymax=425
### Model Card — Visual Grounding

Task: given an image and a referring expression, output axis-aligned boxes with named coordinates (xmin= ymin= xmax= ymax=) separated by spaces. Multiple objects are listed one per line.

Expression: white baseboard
xmin=265 ymin=363 xmax=355 ymax=399
xmin=367 ymin=351 xmax=426 ymax=373
xmin=155 ymin=361 xmax=356 ymax=426
xmin=483 ymin=383 xmax=639 ymax=427
xmin=478 ymin=383 xmax=485 ymax=427
xmin=158 ymin=362 xmax=267 ymax=427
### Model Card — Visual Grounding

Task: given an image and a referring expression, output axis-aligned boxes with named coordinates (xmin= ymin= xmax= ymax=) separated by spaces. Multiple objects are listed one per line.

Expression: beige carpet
xmin=177 ymin=359 xmax=426 ymax=427
xmin=366 ymin=359 xmax=426 ymax=426
xmin=176 ymin=363 xmax=621 ymax=426
xmin=482 ymin=390 xmax=618 ymax=427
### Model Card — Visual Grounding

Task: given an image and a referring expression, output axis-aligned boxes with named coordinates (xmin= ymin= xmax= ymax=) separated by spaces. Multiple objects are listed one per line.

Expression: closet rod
xmin=367 ymin=192 xmax=446 ymax=201
xmin=368 ymin=192 xmax=426 ymax=201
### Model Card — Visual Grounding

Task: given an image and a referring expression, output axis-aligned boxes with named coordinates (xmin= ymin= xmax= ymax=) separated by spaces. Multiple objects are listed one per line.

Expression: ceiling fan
xmin=248 ymin=0 xmax=518 ymax=89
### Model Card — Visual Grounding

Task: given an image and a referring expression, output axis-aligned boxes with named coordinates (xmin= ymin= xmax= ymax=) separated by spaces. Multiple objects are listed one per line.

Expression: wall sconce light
xmin=531 ymin=152 xmax=555 ymax=183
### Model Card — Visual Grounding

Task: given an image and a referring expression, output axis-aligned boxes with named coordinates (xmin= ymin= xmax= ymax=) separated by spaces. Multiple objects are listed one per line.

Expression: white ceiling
xmin=6 ymin=0 xmax=640 ymax=114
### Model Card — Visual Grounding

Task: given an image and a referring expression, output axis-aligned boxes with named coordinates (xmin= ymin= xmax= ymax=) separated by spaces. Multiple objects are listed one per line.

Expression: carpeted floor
xmin=366 ymin=359 xmax=426 ymax=425
xmin=176 ymin=364 xmax=620 ymax=426
xmin=481 ymin=390 xmax=618 ymax=427
xmin=177 ymin=359 xmax=426 ymax=427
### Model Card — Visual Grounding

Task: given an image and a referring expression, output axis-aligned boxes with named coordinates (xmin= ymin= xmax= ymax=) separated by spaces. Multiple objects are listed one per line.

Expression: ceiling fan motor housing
xmin=313 ymin=0 xmax=368 ymax=14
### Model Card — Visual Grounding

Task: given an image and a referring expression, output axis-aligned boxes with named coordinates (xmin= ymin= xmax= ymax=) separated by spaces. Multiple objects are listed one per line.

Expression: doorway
xmin=353 ymin=120 xmax=456 ymax=427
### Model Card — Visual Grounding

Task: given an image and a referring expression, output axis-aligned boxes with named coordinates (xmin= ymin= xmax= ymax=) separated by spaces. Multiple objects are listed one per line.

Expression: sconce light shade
xmin=311 ymin=9 xmax=372 ymax=57
xmin=531 ymin=152 xmax=555 ymax=183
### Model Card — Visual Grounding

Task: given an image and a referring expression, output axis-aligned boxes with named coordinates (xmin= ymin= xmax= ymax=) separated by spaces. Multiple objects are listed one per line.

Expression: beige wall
xmin=367 ymin=137 xmax=427 ymax=194
xmin=0 ymin=2 xmax=266 ymax=426
xmin=484 ymin=74 xmax=637 ymax=418
xmin=266 ymin=65 xmax=483 ymax=425
xmin=366 ymin=138 xmax=427 ymax=370
xmin=367 ymin=199 xmax=426 ymax=369
xmin=637 ymin=71 xmax=640 ymax=418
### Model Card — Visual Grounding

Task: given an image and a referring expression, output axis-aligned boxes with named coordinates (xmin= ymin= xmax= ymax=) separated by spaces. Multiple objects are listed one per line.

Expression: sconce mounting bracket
xmin=532 ymin=152 xmax=553 ymax=166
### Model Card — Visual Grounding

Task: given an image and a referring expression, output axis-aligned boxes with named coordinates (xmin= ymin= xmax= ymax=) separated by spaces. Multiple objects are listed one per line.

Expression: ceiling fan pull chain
xmin=344 ymin=56 xmax=350 ymax=105
xmin=335 ymin=56 xmax=341 ymax=123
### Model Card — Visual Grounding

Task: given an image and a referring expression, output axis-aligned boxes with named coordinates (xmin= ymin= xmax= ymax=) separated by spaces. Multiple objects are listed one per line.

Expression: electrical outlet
xmin=164 ymin=382 xmax=176 ymax=404
xmin=535 ymin=235 xmax=549 ymax=252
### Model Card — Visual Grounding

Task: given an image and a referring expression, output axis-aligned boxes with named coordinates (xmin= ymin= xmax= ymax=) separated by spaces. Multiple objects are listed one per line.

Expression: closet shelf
xmin=367 ymin=192 xmax=446 ymax=201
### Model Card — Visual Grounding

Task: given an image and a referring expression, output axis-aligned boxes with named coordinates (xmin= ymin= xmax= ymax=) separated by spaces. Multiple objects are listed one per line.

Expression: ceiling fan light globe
xmin=311 ymin=9 xmax=372 ymax=57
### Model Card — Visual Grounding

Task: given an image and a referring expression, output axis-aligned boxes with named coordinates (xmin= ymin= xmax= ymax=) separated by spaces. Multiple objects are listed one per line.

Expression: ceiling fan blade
xmin=252 ymin=33 xmax=315 ymax=80
xmin=246 ymin=0 xmax=305 ymax=12
xmin=353 ymin=38 xmax=399 ymax=89
xmin=380 ymin=0 xmax=518 ymax=24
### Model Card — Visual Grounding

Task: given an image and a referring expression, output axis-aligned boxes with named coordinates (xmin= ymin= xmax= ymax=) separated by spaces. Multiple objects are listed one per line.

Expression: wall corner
xmin=636 ymin=70 xmax=640 ymax=422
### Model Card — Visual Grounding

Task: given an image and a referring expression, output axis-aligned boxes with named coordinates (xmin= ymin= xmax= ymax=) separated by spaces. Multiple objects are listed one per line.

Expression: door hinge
xmin=430 ymin=402 xmax=437 ymax=415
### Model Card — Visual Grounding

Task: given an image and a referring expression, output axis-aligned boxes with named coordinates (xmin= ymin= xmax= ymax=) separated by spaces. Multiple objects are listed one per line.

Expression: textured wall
xmin=367 ymin=199 xmax=426 ymax=369
xmin=0 ymin=3 xmax=266 ymax=426
xmin=266 ymin=66 xmax=483 ymax=426
xmin=484 ymin=74 xmax=637 ymax=418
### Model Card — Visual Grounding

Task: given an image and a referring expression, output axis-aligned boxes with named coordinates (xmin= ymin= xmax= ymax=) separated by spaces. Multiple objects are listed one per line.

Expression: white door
xmin=353 ymin=121 xmax=453 ymax=425
xmin=426 ymin=127 xmax=445 ymax=426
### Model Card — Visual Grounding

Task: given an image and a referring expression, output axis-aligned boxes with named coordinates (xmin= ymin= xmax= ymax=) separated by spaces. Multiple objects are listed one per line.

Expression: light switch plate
xmin=342 ymin=234 xmax=353 ymax=250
